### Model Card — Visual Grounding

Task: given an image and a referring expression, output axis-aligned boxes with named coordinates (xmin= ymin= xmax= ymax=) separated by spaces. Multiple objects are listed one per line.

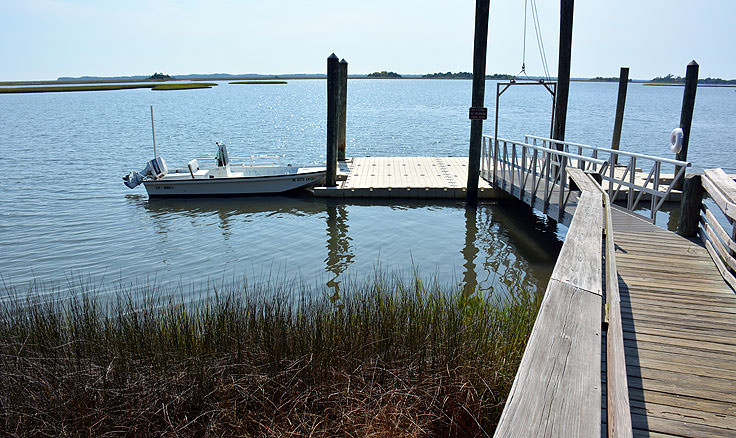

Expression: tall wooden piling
xmin=611 ymin=67 xmax=629 ymax=162
xmin=326 ymin=53 xmax=339 ymax=187
xmin=678 ymin=173 xmax=703 ymax=237
xmin=338 ymin=59 xmax=348 ymax=161
xmin=466 ymin=0 xmax=491 ymax=204
xmin=673 ymin=60 xmax=699 ymax=190
xmin=552 ymin=0 xmax=574 ymax=144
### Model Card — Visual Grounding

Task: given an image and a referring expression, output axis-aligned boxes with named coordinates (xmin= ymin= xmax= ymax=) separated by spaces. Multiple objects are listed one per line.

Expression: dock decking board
xmin=611 ymin=206 xmax=736 ymax=437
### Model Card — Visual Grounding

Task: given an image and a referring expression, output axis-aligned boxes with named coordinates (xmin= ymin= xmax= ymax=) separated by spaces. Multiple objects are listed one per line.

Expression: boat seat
xmin=188 ymin=159 xmax=208 ymax=179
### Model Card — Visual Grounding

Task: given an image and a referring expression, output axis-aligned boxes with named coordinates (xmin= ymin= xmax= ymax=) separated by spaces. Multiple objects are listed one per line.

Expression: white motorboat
xmin=123 ymin=142 xmax=326 ymax=197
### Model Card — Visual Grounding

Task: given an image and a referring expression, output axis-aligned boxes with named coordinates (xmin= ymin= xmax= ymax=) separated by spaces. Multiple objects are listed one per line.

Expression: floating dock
xmin=312 ymin=157 xmax=502 ymax=199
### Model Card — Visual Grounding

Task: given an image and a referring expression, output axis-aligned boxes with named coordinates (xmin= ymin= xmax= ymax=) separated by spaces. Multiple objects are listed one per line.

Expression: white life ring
xmin=670 ymin=128 xmax=684 ymax=154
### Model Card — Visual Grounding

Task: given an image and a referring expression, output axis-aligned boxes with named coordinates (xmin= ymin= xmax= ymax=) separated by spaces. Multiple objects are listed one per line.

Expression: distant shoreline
xmin=643 ymin=82 xmax=736 ymax=88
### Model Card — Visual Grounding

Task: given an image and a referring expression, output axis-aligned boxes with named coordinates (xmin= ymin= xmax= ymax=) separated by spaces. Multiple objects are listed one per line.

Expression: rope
xmin=517 ymin=0 xmax=550 ymax=81
xmin=521 ymin=0 xmax=527 ymax=75
xmin=530 ymin=0 xmax=551 ymax=81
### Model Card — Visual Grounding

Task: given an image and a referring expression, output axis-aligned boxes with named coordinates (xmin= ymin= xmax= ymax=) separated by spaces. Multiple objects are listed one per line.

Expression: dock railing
xmin=493 ymin=168 xmax=632 ymax=437
xmin=481 ymin=135 xmax=608 ymax=223
xmin=523 ymin=135 xmax=691 ymax=223
xmin=694 ymin=168 xmax=736 ymax=290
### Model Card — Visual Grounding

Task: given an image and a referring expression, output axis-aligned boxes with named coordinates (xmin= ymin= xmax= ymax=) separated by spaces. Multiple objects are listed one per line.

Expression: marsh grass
xmin=229 ymin=81 xmax=288 ymax=85
xmin=0 ymin=82 xmax=217 ymax=93
xmin=0 ymin=274 xmax=540 ymax=437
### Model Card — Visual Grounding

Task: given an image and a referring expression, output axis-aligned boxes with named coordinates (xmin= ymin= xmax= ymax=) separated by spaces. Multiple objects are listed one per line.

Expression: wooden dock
xmin=489 ymin=150 xmax=736 ymax=436
xmin=312 ymin=157 xmax=502 ymax=199
xmin=610 ymin=207 xmax=736 ymax=437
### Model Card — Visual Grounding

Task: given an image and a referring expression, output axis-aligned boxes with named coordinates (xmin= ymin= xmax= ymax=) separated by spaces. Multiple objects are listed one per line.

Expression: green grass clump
xmin=229 ymin=81 xmax=288 ymax=85
xmin=0 ymin=274 xmax=540 ymax=437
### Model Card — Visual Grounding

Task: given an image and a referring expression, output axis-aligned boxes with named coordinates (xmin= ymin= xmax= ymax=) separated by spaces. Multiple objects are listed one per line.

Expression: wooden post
xmin=326 ymin=53 xmax=339 ymax=187
xmin=611 ymin=67 xmax=629 ymax=163
xmin=466 ymin=0 xmax=491 ymax=204
xmin=678 ymin=173 xmax=703 ymax=237
xmin=673 ymin=60 xmax=699 ymax=190
xmin=552 ymin=0 xmax=574 ymax=145
xmin=338 ymin=59 xmax=348 ymax=161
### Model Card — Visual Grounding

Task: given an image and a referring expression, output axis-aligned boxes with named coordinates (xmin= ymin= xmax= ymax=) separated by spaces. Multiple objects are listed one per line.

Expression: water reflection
xmin=325 ymin=203 xmax=354 ymax=295
xmin=462 ymin=206 xmax=478 ymax=293
xmin=124 ymin=196 xmax=562 ymax=297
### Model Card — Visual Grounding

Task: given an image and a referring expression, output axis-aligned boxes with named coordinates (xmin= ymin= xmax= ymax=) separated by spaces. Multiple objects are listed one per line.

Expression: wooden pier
xmin=486 ymin=138 xmax=736 ymax=437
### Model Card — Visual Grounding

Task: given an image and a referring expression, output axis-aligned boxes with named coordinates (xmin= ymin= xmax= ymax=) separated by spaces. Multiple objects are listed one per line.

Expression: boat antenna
xmin=150 ymin=105 xmax=157 ymax=158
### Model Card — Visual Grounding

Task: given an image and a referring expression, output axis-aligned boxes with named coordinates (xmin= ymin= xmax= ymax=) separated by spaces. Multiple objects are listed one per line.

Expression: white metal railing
xmin=524 ymin=135 xmax=691 ymax=223
xmin=195 ymin=155 xmax=283 ymax=167
xmin=481 ymin=135 xmax=608 ymax=222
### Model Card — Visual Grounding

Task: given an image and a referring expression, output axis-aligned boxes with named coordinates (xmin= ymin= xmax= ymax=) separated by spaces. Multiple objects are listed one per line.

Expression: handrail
xmin=494 ymin=168 xmax=632 ymax=437
xmin=484 ymin=134 xmax=691 ymax=223
xmin=698 ymin=168 xmax=736 ymax=290
xmin=583 ymin=169 xmax=634 ymax=438
xmin=494 ymin=168 xmax=620 ymax=437
xmin=481 ymin=135 xmax=607 ymax=223
xmin=525 ymin=135 xmax=690 ymax=167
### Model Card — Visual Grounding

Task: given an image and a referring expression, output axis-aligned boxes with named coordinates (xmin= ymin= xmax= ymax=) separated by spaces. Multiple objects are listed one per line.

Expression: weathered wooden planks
xmin=495 ymin=181 xmax=607 ymax=437
xmin=493 ymin=279 xmax=602 ymax=437
xmin=613 ymin=206 xmax=736 ymax=436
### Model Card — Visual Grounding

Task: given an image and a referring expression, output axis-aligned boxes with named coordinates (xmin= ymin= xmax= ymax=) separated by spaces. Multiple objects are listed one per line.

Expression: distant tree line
xmin=422 ymin=72 xmax=513 ymax=79
xmin=588 ymin=76 xmax=632 ymax=82
xmin=148 ymin=72 xmax=173 ymax=80
xmin=367 ymin=71 xmax=402 ymax=78
xmin=651 ymin=74 xmax=735 ymax=84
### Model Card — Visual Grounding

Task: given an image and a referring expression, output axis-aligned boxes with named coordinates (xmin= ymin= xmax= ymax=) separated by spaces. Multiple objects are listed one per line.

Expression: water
xmin=1 ymin=79 xmax=734 ymax=298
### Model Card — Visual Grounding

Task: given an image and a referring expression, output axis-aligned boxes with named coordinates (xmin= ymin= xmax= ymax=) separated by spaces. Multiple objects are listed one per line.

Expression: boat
xmin=123 ymin=141 xmax=326 ymax=197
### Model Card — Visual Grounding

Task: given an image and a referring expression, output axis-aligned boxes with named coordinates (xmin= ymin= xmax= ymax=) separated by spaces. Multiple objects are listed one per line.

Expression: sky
xmin=1 ymin=0 xmax=734 ymax=81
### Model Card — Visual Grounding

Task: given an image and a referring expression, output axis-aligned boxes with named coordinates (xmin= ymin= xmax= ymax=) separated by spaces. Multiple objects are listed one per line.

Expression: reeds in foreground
xmin=0 ymin=274 xmax=540 ymax=437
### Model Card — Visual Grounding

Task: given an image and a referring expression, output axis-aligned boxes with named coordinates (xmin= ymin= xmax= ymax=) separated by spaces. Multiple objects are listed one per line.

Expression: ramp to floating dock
xmin=313 ymin=157 xmax=501 ymax=199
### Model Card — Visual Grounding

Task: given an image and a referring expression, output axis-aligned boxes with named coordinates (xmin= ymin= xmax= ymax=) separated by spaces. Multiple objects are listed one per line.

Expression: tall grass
xmin=0 ymin=274 xmax=540 ymax=437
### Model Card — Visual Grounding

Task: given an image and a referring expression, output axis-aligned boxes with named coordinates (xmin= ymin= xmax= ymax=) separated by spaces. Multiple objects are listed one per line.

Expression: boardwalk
xmin=487 ymin=141 xmax=736 ymax=437
xmin=610 ymin=207 xmax=736 ymax=437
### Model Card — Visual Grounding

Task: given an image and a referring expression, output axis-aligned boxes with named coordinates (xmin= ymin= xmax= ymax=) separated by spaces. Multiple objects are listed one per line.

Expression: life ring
xmin=670 ymin=128 xmax=684 ymax=153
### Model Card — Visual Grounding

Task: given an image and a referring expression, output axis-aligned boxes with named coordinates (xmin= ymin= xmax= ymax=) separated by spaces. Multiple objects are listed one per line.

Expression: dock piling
xmin=338 ymin=59 xmax=348 ymax=162
xmin=326 ymin=53 xmax=339 ymax=187
xmin=678 ymin=173 xmax=703 ymax=237
xmin=611 ymin=67 xmax=629 ymax=163
xmin=466 ymin=0 xmax=491 ymax=204
xmin=552 ymin=0 xmax=574 ymax=145
xmin=673 ymin=60 xmax=699 ymax=190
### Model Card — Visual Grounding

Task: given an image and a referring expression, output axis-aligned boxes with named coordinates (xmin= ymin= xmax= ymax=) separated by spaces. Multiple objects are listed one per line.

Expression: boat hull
xmin=143 ymin=170 xmax=325 ymax=197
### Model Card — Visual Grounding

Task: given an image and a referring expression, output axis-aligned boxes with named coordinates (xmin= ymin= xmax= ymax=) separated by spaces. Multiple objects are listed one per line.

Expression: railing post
xmin=627 ymin=157 xmax=636 ymax=210
xmin=652 ymin=161 xmax=660 ymax=223
xmin=678 ymin=173 xmax=703 ymax=237
xmin=608 ymin=152 xmax=616 ymax=200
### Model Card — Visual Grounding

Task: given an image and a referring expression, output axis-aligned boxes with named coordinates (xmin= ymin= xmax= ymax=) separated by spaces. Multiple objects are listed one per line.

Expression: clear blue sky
xmin=2 ymin=0 xmax=734 ymax=81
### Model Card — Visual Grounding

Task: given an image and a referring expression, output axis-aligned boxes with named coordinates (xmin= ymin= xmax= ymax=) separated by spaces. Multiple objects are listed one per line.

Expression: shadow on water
xmin=131 ymin=195 xmax=563 ymax=296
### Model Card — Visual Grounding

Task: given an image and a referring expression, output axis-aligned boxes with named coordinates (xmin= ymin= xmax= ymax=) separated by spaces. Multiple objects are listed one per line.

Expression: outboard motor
xmin=122 ymin=157 xmax=168 ymax=189
xmin=215 ymin=141 xmax=229 ymax=167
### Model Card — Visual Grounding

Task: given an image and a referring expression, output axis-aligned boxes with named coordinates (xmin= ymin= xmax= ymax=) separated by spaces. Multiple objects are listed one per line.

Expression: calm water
xmin=1 ymin=79 xmax=734 ymax=298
